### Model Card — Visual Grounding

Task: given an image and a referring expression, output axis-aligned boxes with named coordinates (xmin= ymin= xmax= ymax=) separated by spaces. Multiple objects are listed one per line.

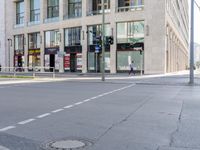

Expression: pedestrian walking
xmin=129 ymin=61 xmax=135 ymax=75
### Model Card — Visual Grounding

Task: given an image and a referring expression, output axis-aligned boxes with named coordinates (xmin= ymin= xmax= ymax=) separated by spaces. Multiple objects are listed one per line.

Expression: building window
xmin=47 ymin=0 xmax=59 ymax=18
xmin=14 ymin=35 xmax=24 ymax=51
xmin=30 ymin=0 xmax=40 ymax=22
xmin=65 ymin=27 xmax=81 ymax=46
xmin=88 ymin=0 xmax=110 ymax=15
xmin=88 ymin=24 xmax=111 ymax=45
xmin=68 ymin=0 xmax=82 ymax=18
xmin=118 ymin=0 xmax=144 ymax=12
xmin=45 ymin=30 xmax=60 ymax=48
xmin=16 ymin=1 xmax=24 ymax=25
xmin=28 ymin=33 xmax=40 ymax=49
xmin=117 ymin=21 xmax=144 ymax=44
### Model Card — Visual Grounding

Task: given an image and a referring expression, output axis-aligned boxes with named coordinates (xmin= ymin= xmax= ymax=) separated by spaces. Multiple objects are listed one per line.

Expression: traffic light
xmin=96 ymin=36 xmax=102 ymax=47
xmin=108 ymin=36 xmax=114 ymax=45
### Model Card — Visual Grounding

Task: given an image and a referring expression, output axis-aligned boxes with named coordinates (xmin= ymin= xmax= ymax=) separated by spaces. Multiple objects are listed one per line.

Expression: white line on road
xmin=0 ymin=126 xmax=16 ymax=132
xmin=18 ymin=119 xmax=35 ymax=125
xmin=37 ymin=113 xmax=51 ymax=119
xmin=63 ymin=105 xmax=74 ymax=109
xmin=0 ymin=83 xmax=135 ymax=132
xmin=52 ymin=109 xmax=64 ymax=113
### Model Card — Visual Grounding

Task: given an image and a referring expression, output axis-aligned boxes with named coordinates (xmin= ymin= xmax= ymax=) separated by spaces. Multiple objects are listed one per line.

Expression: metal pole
xmin=101 ymin=0 xmax=105 ymax=81
xmin=140 ymin=52 xmax=143 ymax=76
xmin=189 ymin=0 xmax=194 ymax=85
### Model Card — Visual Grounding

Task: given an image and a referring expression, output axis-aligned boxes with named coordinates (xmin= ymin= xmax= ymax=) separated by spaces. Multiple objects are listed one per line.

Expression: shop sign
xmin=76 ymin=53 xmax=82 ymax=70
xmin=45 ymin=47 xmax=59 ymax=54
xmin=64 ymin=54 xmax=70 ymax=70
xmin=28 ymin=49 xmax=40 ymax=55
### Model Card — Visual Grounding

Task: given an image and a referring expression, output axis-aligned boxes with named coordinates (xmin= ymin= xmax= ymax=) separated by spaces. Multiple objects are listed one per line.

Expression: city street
xmin=0 ymin=75 xmax=200 ymax=150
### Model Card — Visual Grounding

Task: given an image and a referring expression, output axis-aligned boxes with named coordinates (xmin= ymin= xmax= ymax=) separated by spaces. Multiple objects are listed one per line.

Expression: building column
xmin=59 ymin=29 xmax=64 ymax=72
xmin=40 ymin=31 xmax=45 ymax=72
xmin=110 ymin=0 xmax=117 ymax=74
xmin=81 ymin=25 xmax=88 ymax=73
xmin=24 ymin=34 xmax=28 ymax=72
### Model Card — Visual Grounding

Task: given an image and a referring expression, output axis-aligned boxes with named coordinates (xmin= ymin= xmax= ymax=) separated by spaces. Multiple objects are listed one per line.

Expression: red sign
xmin=64 ymin=55 xmax=70 ymax=69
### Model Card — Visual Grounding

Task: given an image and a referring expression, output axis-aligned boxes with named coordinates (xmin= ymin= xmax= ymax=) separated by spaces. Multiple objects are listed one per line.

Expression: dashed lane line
xmin=0 ymin=84 xmax=135 ymax=132
xmin=37 ymin=113 xmax=51 ymax=119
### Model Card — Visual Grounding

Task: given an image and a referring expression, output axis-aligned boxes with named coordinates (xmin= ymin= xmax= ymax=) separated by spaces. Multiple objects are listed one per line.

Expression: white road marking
xmin=74 ymin=102 xmax=83 ymax=105
xmin=63 ymin=105 xmax=74 ymax=109
xmin=0 ymin=84 xmax=135 ymax=132
xmin=0 ymin=126 xmax=16 ymax=132
xmin=18 ymin=119 xmax=35 ymax=125
xmin=37 ymin=113 xmax=51 ymax=118
xmin=52 ymin=109 xmax=64 ymax=113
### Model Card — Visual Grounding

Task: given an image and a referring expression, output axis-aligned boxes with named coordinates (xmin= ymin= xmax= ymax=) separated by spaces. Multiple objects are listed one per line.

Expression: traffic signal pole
xmin=101 ymin=0 xmax=105 ymax=81
xmin=189 ymin=0 xmax=194 ymax=85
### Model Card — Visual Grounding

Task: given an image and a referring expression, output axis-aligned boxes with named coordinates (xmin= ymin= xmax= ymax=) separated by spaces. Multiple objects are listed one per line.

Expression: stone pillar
xmin=81 ymin=25 xmax=88 ymax=73
xmin=59 ymin=28 xmax=64 ymax=72
xmin=59 ymin=0 xmax=64 ymax=21
xmin=110 ymin=0 xmax=117 ymax=73
xmin=40 ymin=31 xmax=45 ymax=72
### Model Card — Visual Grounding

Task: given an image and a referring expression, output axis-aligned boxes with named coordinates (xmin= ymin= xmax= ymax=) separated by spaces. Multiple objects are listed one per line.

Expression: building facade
xmin=0 ymin=0 xmax=6 ymax=67
xmin=4 ymin=0 xmax=189 ymax=74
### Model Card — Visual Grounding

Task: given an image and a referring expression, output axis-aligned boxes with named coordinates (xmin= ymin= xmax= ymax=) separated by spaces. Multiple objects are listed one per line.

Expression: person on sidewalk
xmin=129 ymin=61 xmax=135 ymax=75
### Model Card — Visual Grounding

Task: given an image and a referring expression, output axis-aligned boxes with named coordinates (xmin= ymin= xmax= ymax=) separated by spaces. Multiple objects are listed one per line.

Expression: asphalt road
xmin=0 ymin=76 xmax=200 ymax=150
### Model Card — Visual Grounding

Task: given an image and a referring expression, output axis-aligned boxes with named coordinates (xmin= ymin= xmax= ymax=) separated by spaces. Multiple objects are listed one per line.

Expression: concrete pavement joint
xmin=0 ymin=84 xmax=135 ymax=133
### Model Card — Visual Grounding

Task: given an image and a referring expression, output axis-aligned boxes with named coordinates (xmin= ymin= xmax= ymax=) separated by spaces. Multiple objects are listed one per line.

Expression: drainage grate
xmin=41 ymin=137 xmax=93 ymax=150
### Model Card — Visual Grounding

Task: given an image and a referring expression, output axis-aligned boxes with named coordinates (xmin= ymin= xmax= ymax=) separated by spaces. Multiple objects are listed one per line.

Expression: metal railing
xmin=117 ymin=5 xmax=144 ymax=12
xmin=0 ymin=67 xmax=56 ymax=78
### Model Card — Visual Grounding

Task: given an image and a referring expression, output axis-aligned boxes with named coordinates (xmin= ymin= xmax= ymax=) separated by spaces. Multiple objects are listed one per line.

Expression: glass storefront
xmin=14 ymin=35 xmax=25 ymax=70
xmin=64 ymin=27 xmax=82 ymax=72
xmin=45 ymin=30 xmax=60 ymax=71
xmin=87 ymin=24 xmax=111 ymax=72
xmin=117 ymin=21 xmax=144 ymax=72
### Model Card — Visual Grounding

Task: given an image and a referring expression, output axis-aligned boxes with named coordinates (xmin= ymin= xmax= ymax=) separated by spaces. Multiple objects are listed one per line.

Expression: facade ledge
xmin=14 ymin=23 xmax=25 ymax=28
xmin=28 ymin=21 xmax=40 ymax=26
xmin=116 ymin=5 xmax=144 ymax=13
xmin=44 ymin=17 xmax=59 ymax=24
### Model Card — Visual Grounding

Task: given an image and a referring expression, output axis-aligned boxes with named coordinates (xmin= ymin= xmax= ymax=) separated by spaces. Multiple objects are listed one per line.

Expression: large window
xmin=30 ymin=0 xmax=40 ymax=22
xmin=68 ymin=0 xmax=82 ymax=18
xmin=45 ymin=30 xmax=60 ymax=48
xmin=88 ymin=24 xmax=111 ymax=45
xmin=118 ymin=0 xmax=144 ymax=7
xmin=14 ymin=35 xmax=24 ymax=51
xmin=89 ymin=0 xmax=110 ymax=15
xmin=16 ymin=1 xmax=24 ymax=24
xmin=117 ymin=21 xmax=144 ymax=43
xmin=47 ymin=0 xmax=59 ymax=18
xmin=65 ymin=27 xmax=81 ymax=46
xmin=28 ymin=33 xmax=40 ymax=49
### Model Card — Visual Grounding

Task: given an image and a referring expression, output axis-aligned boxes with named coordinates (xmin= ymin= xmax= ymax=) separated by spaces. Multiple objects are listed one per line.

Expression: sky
xmin=194 ymin=0 xmax=200 ymax=44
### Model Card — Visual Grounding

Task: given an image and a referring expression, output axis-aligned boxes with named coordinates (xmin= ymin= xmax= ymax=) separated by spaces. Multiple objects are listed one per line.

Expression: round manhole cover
xmin=51 ymin=140 xmax=85 ymax=149
xmin=42 ymin=137 xmax=93 ymax=150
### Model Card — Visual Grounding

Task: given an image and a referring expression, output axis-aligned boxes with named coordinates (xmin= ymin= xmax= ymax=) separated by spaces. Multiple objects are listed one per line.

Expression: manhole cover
xmin=51 ymin=140 xmax=85 ymax=149
xmin=42 ymin=137 xmax=93 ymax=150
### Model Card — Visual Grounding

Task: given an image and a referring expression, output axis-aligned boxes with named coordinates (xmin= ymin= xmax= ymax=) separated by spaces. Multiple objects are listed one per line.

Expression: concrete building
xmin=0 ymin=0 xmax=6 ymax=67
xmin=4 ymin=0 xmax=189 ymax=74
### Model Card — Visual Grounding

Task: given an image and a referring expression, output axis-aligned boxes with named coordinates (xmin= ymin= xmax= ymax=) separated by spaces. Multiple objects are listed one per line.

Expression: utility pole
xmin=101 ymin=0 xmax=105 ymax=81
xmin=189 ymin=0 xmax=194 ymax=85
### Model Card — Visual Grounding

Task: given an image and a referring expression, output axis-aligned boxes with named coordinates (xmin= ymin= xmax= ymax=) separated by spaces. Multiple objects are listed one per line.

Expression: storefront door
xmin=70 ymin=53 xmax=77 ymax=72
xmin=50 ymin=54 xmax=55 ymax=72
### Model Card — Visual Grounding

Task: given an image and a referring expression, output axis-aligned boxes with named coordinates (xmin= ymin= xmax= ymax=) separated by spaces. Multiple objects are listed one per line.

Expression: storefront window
xmin=117 ymin=21 xmax=144 ymax=43
xmin=65 ymin=27 xmax=81 ymax=46
xmin=30 ymin=0 xmax=40 ymax=22
xmin=16 ymin=1 xmax=24 ymax=24
xmin=45 ymin=30 xmax=60 ymax=48
xmin=117 ymin=51 xmax=143 ymax=71
xmin=88 ymin=24 xmax=111 ymax=45
xmin=29 ymin=33 xmax=40 ymax=49
xmin=68 ymin=0 xmax=82 ymax=18
xmin=14 ymin=35 xmax=24 ymax=51
xmin=47 ymin=0 xmax=59 ymax=18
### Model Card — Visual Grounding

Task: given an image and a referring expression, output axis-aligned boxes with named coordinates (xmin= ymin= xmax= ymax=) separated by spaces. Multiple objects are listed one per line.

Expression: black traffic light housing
xmin=106 ymin=36 xmax=114 ymax=45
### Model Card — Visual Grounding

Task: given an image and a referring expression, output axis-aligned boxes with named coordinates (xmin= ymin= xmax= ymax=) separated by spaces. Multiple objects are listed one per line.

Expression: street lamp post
xmin=189 ymin=0 xmax=194 ymax=85
xmin=101 ymin=0 xmax=105 ymax=81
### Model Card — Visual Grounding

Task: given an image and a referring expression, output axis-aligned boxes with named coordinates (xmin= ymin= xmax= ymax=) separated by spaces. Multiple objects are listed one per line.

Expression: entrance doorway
xmin=50 ymin=54 xmax=55 ymax=72
xmin=70 ymin=53 xmax=77 ymax=72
